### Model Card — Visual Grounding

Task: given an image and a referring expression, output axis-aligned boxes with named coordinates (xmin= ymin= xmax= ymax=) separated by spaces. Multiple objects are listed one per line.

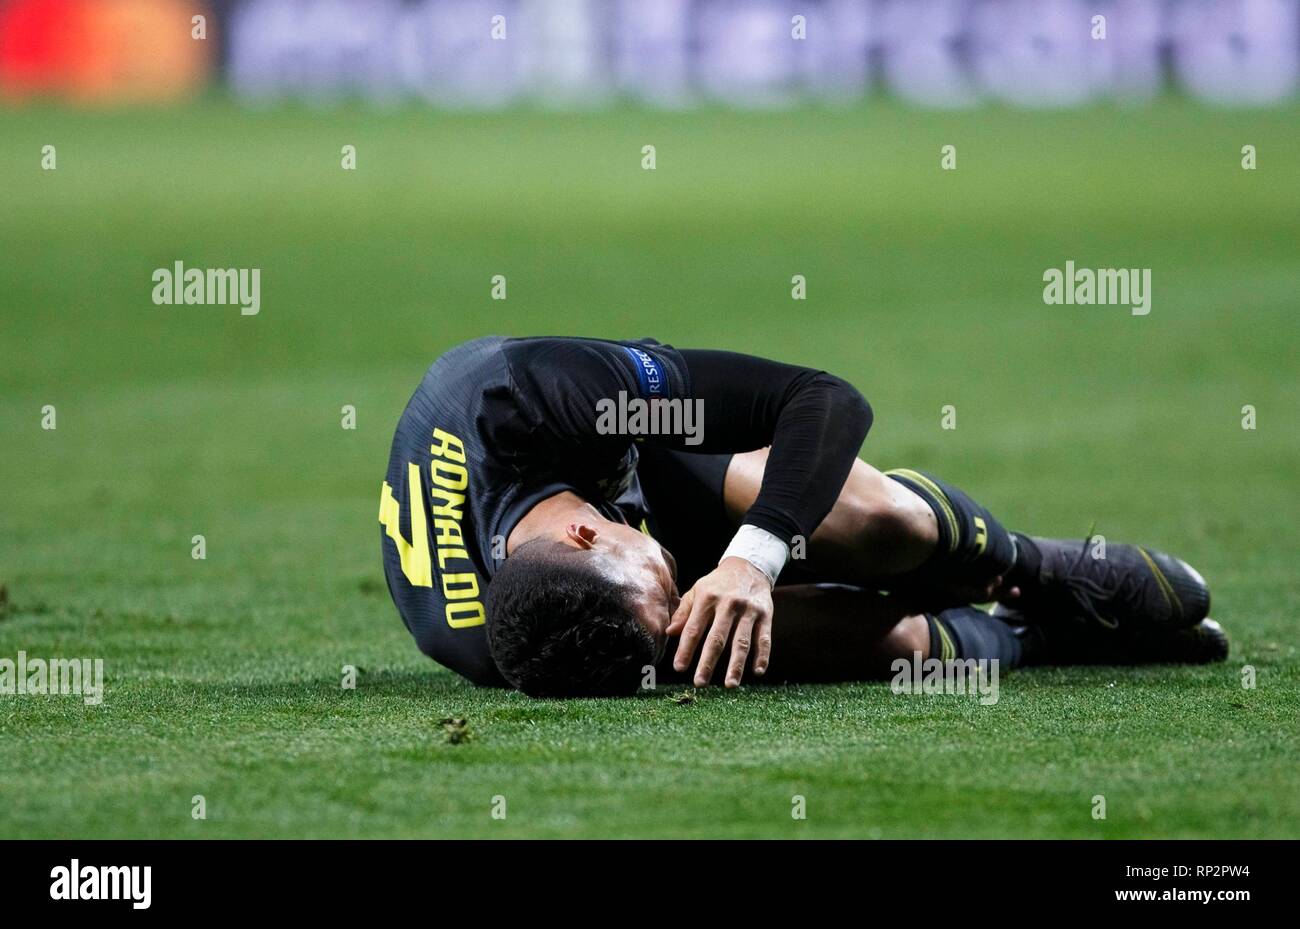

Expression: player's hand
xmin=667 ymin=557 xmax=774 ymax=688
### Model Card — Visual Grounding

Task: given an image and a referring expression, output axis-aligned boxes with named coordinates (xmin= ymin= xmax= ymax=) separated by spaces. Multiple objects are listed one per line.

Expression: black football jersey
xmin=380 ymin=336 xmax=871 ymax=685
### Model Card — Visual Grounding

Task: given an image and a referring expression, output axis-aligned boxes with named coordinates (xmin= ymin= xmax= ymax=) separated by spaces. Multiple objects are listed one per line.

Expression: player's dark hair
xmin=486 ymin=541 xmax=655 ymax=697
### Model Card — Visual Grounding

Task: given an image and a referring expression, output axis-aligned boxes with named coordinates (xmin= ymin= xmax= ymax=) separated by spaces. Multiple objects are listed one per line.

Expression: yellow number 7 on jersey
xmin=378 ymin=463 xmax=433 ymax=587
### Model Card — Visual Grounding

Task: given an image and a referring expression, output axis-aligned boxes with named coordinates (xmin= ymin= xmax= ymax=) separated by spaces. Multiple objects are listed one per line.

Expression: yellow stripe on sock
xmin=886 ymin=468 xmax=960 ymax=552
xmin=934 ymin=618 xmax=957 ymax=661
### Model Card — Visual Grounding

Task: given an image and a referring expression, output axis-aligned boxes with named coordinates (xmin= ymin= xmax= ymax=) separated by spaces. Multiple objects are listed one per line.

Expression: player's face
xmin=584 ymin=523 xmax=680 ymax=661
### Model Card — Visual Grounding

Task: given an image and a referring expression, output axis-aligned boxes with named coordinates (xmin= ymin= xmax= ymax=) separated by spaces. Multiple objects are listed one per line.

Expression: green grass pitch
xmin=0 ymin=98 xmax=1297 ymax=838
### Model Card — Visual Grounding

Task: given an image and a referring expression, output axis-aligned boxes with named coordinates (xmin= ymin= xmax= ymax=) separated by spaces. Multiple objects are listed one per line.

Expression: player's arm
xmin=666 ymin=349 xmax=872 ymax=686
xmin=675 ymin=348 xmax=872 ymax=554
xmin=503 ymin=338 xmax=872 ymax=686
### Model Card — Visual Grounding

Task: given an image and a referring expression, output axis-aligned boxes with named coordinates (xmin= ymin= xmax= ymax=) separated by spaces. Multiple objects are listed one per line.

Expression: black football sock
xmin=927 ymin=607 xmax=1024 ymax=668
xmin=885 ymin=469 xmax=1017 ymax=593
xmin=1006 ymin=531 xmax=1043 ymax=591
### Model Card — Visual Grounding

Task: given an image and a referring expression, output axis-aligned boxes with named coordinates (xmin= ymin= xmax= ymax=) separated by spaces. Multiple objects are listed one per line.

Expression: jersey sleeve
xmin=500 ymin=337 xmax=688 ymax=457
xmin=676 ymin=348 xmax=872 ymax=546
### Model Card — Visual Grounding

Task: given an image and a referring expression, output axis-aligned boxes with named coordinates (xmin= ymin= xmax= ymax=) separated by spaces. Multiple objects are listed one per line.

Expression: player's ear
xmin=565 ymin=522 xmax=599 ymax=550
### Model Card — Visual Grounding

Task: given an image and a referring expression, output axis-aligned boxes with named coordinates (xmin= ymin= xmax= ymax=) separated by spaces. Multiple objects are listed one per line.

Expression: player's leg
xmin=654 ymin=584 xmax=1028 ymax=686
xmin=723 ymin=449 xmax=935 ymax=577
xmin=749 ymin=588 xmax=1225 ymax=685
xmin=724 ymin=450 xmax=1013 ymax=602
xmin=638 ymin=444 xmax=949 ymax=588
xmin=749 ymin=585 xmax=928 ymax=684
xmin=724 ymin=450 xmax=1212 ymax=632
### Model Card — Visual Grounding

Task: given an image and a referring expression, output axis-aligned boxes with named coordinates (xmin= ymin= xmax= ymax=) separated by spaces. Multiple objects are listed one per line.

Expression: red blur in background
xmin=0 ymin=0 xmax=212 ymax=104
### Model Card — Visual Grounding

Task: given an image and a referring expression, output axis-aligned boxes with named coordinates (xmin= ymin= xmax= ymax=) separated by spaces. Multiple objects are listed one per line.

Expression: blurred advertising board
xmin=3 ymin=0 xmax=1297 ymax=108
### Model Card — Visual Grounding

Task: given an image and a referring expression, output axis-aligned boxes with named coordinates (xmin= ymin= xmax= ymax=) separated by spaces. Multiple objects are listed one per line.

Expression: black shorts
xmin=636 ymin=446 xmax=838 ymax=590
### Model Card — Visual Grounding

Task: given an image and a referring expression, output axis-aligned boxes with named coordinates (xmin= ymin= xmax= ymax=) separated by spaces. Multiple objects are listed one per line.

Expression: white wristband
xmin=720 ymin=524 xmax=790 ymax=587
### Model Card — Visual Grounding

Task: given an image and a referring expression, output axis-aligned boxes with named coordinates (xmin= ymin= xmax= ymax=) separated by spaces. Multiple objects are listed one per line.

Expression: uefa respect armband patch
xmin=622 ymin=346 xmax=666 ymax=399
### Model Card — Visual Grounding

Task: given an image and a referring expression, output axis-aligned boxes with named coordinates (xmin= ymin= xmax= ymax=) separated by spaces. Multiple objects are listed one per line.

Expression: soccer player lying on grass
xmin=379 ymin=336 xmax=1226 ymax=697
